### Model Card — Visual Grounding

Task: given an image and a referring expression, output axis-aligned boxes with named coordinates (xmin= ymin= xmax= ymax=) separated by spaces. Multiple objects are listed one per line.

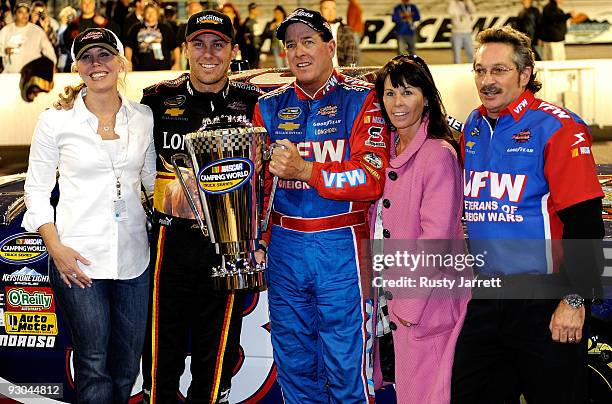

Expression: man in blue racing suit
xmin=252 ymin=8 xmax=389 ymax=403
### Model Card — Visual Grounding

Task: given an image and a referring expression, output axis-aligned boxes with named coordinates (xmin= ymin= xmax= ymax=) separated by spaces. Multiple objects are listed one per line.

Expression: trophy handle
xmin=261 ymin=143 xmax=286 ymax=232
xmin=170 ymin=153 xmax=208 ymax=236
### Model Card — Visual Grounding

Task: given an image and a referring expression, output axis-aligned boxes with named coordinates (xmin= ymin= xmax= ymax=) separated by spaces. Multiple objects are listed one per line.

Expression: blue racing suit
xmin=253 ymin=70 xmax=389 ymax=403
xmin=462 ymin=90 xmax=603 ymax=276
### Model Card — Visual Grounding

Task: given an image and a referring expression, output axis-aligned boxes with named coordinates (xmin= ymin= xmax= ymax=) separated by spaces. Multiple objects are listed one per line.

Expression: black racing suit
xmin=140 ymin=73 xmax=262 ymax=403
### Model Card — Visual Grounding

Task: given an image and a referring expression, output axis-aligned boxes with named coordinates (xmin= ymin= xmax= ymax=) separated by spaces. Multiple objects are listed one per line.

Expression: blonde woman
xmin=22 ymin=28 xmax=155 ymax=403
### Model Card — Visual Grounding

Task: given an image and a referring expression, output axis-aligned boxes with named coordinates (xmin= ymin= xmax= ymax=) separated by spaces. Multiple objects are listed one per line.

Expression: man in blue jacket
xmin=392 ymin=0 xmax=420 ymax=54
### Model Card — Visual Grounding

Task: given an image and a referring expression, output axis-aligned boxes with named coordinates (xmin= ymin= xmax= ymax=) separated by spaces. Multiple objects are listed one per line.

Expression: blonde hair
xmin=53 ymin=54 xmax=129 ymax=109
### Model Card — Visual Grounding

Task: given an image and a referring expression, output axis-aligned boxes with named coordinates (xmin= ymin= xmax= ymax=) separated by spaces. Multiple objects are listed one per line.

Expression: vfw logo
xmin=464 ymin=170 xmax=527 ymax=202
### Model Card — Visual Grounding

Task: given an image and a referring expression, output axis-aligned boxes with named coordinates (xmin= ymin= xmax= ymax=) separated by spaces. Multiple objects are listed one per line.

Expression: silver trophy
xmin=171 ymin=120 xmax=278 ymax=290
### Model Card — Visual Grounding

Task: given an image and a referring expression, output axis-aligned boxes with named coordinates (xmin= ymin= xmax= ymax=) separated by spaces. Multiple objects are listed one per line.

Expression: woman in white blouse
xmin=22 ymin=28 xmax=155 ymax=403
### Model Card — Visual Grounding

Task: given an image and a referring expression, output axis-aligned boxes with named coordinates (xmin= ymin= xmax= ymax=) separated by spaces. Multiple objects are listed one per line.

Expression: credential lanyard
xmin=91 ymin=108 xmax=130 ymax=220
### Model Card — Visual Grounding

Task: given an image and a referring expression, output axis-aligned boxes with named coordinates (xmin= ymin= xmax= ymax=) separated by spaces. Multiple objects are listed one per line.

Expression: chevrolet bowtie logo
xmin=278 ymin=122 xmax=300 ymax=131
xmin=165 ymin=108 xmax=185 ymax=117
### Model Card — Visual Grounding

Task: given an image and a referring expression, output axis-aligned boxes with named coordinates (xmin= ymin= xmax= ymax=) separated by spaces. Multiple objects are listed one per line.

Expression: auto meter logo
xmin=198 ymin=158 xmax=254 ymax=195
xmin=0 ymin=233 xmax=48 ymax=265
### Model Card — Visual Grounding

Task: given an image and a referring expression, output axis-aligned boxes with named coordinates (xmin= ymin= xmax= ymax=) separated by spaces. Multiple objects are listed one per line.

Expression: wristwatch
xmin=563 ymin=294 xmax=585 ymax=309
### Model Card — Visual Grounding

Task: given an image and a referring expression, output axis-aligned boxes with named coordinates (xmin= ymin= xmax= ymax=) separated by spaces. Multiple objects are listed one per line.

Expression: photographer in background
xmin=30 ymin=1 xmax=59 ymax=51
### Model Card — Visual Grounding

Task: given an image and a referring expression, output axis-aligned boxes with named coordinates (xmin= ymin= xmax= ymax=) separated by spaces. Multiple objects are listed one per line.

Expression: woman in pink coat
xmin=370 ymin=54 xmax=469 ymax=403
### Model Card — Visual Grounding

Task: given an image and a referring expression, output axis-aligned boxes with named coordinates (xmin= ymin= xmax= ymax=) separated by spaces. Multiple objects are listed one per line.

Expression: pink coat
xmin=370 ymin=120 xmax=469 ymax=404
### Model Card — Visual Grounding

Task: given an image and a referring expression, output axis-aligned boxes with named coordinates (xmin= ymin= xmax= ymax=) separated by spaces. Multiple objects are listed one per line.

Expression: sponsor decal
xmin=163 ymin=95 xmax=186 ymax=107
xmin=447 ymin=116 xmax=464 ymax=132
xmin=278 ymin=179 xmax=311 ymax=190
xmin=6 ymin=287 xmax=54 ymax=312
xmin=0 ymin=334 xmax=56 ymax=348
xmin=162 ymin=132 xmax=185 ymax=150
xmin=464 ymin=170 xmax=527 ymax=203
xmin=470 ymin=127 xmax=480 ymax=137
xmin=365 ymin=126 xmax=386 ymax=148
xmin=227 ymin=101 xmax=246 ymax=112
xmin=313 ymin=119 xmax=341 ymax=127
xmin=158 ymin=216 xmax=173 ymax=226
xmin=200 ymin=114 xmax=249 ymax=129
xmin=363 ymin=152 xmax=383 ymax=169
xmin=2 ymin=267 xmax=48 ymax=285
xmin=315 ymin=127 xmax=338 ymax=136
xmin=512 ymin=129 xmax=531 ymax=143
xmin=278 ymin=107 xmax=302 ymax=120
xmin=506 ymin=147 xmax=534 ymax=153
xmin=512 ymin=98 xmax=528 ymax=115
xmin=4 ymin=312 xmax=58 ymax=335
xmin=465 ymin=140 xmax=476 ymax=155
xmin=164 ymin=108 xmax=185 ymax=117
xmin=363 ymin=115 xmax=385 ymax=124
xmin=363 ymin=164 xmax=381 ymax=180
xmin=297 ymin=139 xmax=345 ymax=162
xmin=571 ymin=146 xmax=591 ymax=157
xmin=81 ymin=30 xmax=103 ymax=41
xmin=366 ymin=103 xmax=381 ymax=113
xmin=278 ymin=122 xmax=300 ymax=131
xmin=571 ymin=132 xmax=586 ymax=146
xmin=196 ymin=14 xmax=224 ymax=24
xmin=317 ymin=105 xmax=338 ymax=117
xmin=537 ymin=101 xmax=570 ymax=119
xmin=322 ymin=169 xmax=367 ymax=188
xmin=0 ymin=233 xmax=48 ymax=265
xmin=198 ymin=158 xmax=254 ymax=194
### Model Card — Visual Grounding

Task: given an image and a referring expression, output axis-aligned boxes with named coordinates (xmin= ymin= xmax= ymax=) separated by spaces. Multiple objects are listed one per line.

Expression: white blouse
xmin=23 ymin=91 xmax=156 ymax=280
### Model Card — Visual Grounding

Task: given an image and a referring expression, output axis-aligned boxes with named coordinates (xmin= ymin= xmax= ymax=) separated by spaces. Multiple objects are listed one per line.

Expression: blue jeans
xmin=396 ymin=34 xmax=416 ymax=55
xmin=50 ymin=263 xmax=149 ymax=403
xmin=451 ymin=32 xmax=474 ymax=63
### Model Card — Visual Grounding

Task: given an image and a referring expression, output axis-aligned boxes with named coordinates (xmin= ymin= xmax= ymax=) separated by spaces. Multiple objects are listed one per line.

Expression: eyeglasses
xmin=472 ymin=66 xmax=516 ymax=78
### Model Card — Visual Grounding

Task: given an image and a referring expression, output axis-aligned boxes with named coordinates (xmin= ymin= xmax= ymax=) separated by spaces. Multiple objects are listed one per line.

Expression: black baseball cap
xmin=276 ymin=8 xmax=333 ymax=42
xmin=71 ymin=28 xmax=123 ymax=61
xmin=185 ymin=10 xmax=234 ymax=43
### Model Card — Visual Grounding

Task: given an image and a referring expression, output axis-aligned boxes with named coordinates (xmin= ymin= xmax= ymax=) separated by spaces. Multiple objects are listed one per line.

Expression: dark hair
xmin=475 ymin=26 xmax=542 ymax=93
xmin=274 ymin=5 xmax=286 ymax=19
xmin=375 ymin=54 xmax=458 ymax=157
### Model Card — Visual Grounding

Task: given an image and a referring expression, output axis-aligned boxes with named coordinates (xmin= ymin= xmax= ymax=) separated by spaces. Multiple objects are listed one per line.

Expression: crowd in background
xmin=0 ymin=0 xmax=589 ymax=73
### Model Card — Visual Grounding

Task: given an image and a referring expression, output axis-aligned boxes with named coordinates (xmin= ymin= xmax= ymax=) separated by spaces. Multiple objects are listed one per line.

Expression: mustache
xmin=480 ymin=85 xmax=501 ymax=95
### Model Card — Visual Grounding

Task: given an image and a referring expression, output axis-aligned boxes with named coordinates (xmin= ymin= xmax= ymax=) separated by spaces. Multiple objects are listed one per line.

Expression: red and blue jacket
xmin=462 ymin=90 xmax=603 ymax=276
xmin=253 ymin=70 xmax=390 ymax=226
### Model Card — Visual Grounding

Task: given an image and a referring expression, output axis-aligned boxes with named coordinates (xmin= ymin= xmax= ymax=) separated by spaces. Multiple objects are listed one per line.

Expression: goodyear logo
xmin=4 ymin=312 xmax=58 ymax=335
xmin=163 ymin=95 xmax=186 ymax=107
xmin=0 ymin=233 xmax=48 ymax=265
xmin=198 ymin=158 xmax=254 ymax=194
xmin=278 ymin=107 xmax=302 ymax=120
xmin=6 ymin=287 xmax=54 ymax=312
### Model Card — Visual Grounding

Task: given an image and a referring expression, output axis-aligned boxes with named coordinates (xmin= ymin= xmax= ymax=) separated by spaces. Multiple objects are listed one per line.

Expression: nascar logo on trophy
xmin=171 ymin=118 xmax=280 ymax=290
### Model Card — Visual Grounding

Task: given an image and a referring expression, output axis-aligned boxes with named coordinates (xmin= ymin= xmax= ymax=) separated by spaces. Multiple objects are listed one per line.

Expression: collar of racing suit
xmin=186 ymin=76 xmax=230 ymax=113
xmin=294 ymin=69 xmax=339 ymax=101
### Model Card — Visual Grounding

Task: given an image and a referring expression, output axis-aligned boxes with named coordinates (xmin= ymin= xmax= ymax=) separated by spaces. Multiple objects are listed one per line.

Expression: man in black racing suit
xmin=140 ymin=10 xmax=262 ymax=403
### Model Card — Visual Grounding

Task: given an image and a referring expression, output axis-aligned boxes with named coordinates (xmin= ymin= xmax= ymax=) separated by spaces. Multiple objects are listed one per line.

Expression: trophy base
xmin=211 ymin=259 xmax=266 ymax=290
xmin=211 ymin=269 xmax=266 ymax=290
